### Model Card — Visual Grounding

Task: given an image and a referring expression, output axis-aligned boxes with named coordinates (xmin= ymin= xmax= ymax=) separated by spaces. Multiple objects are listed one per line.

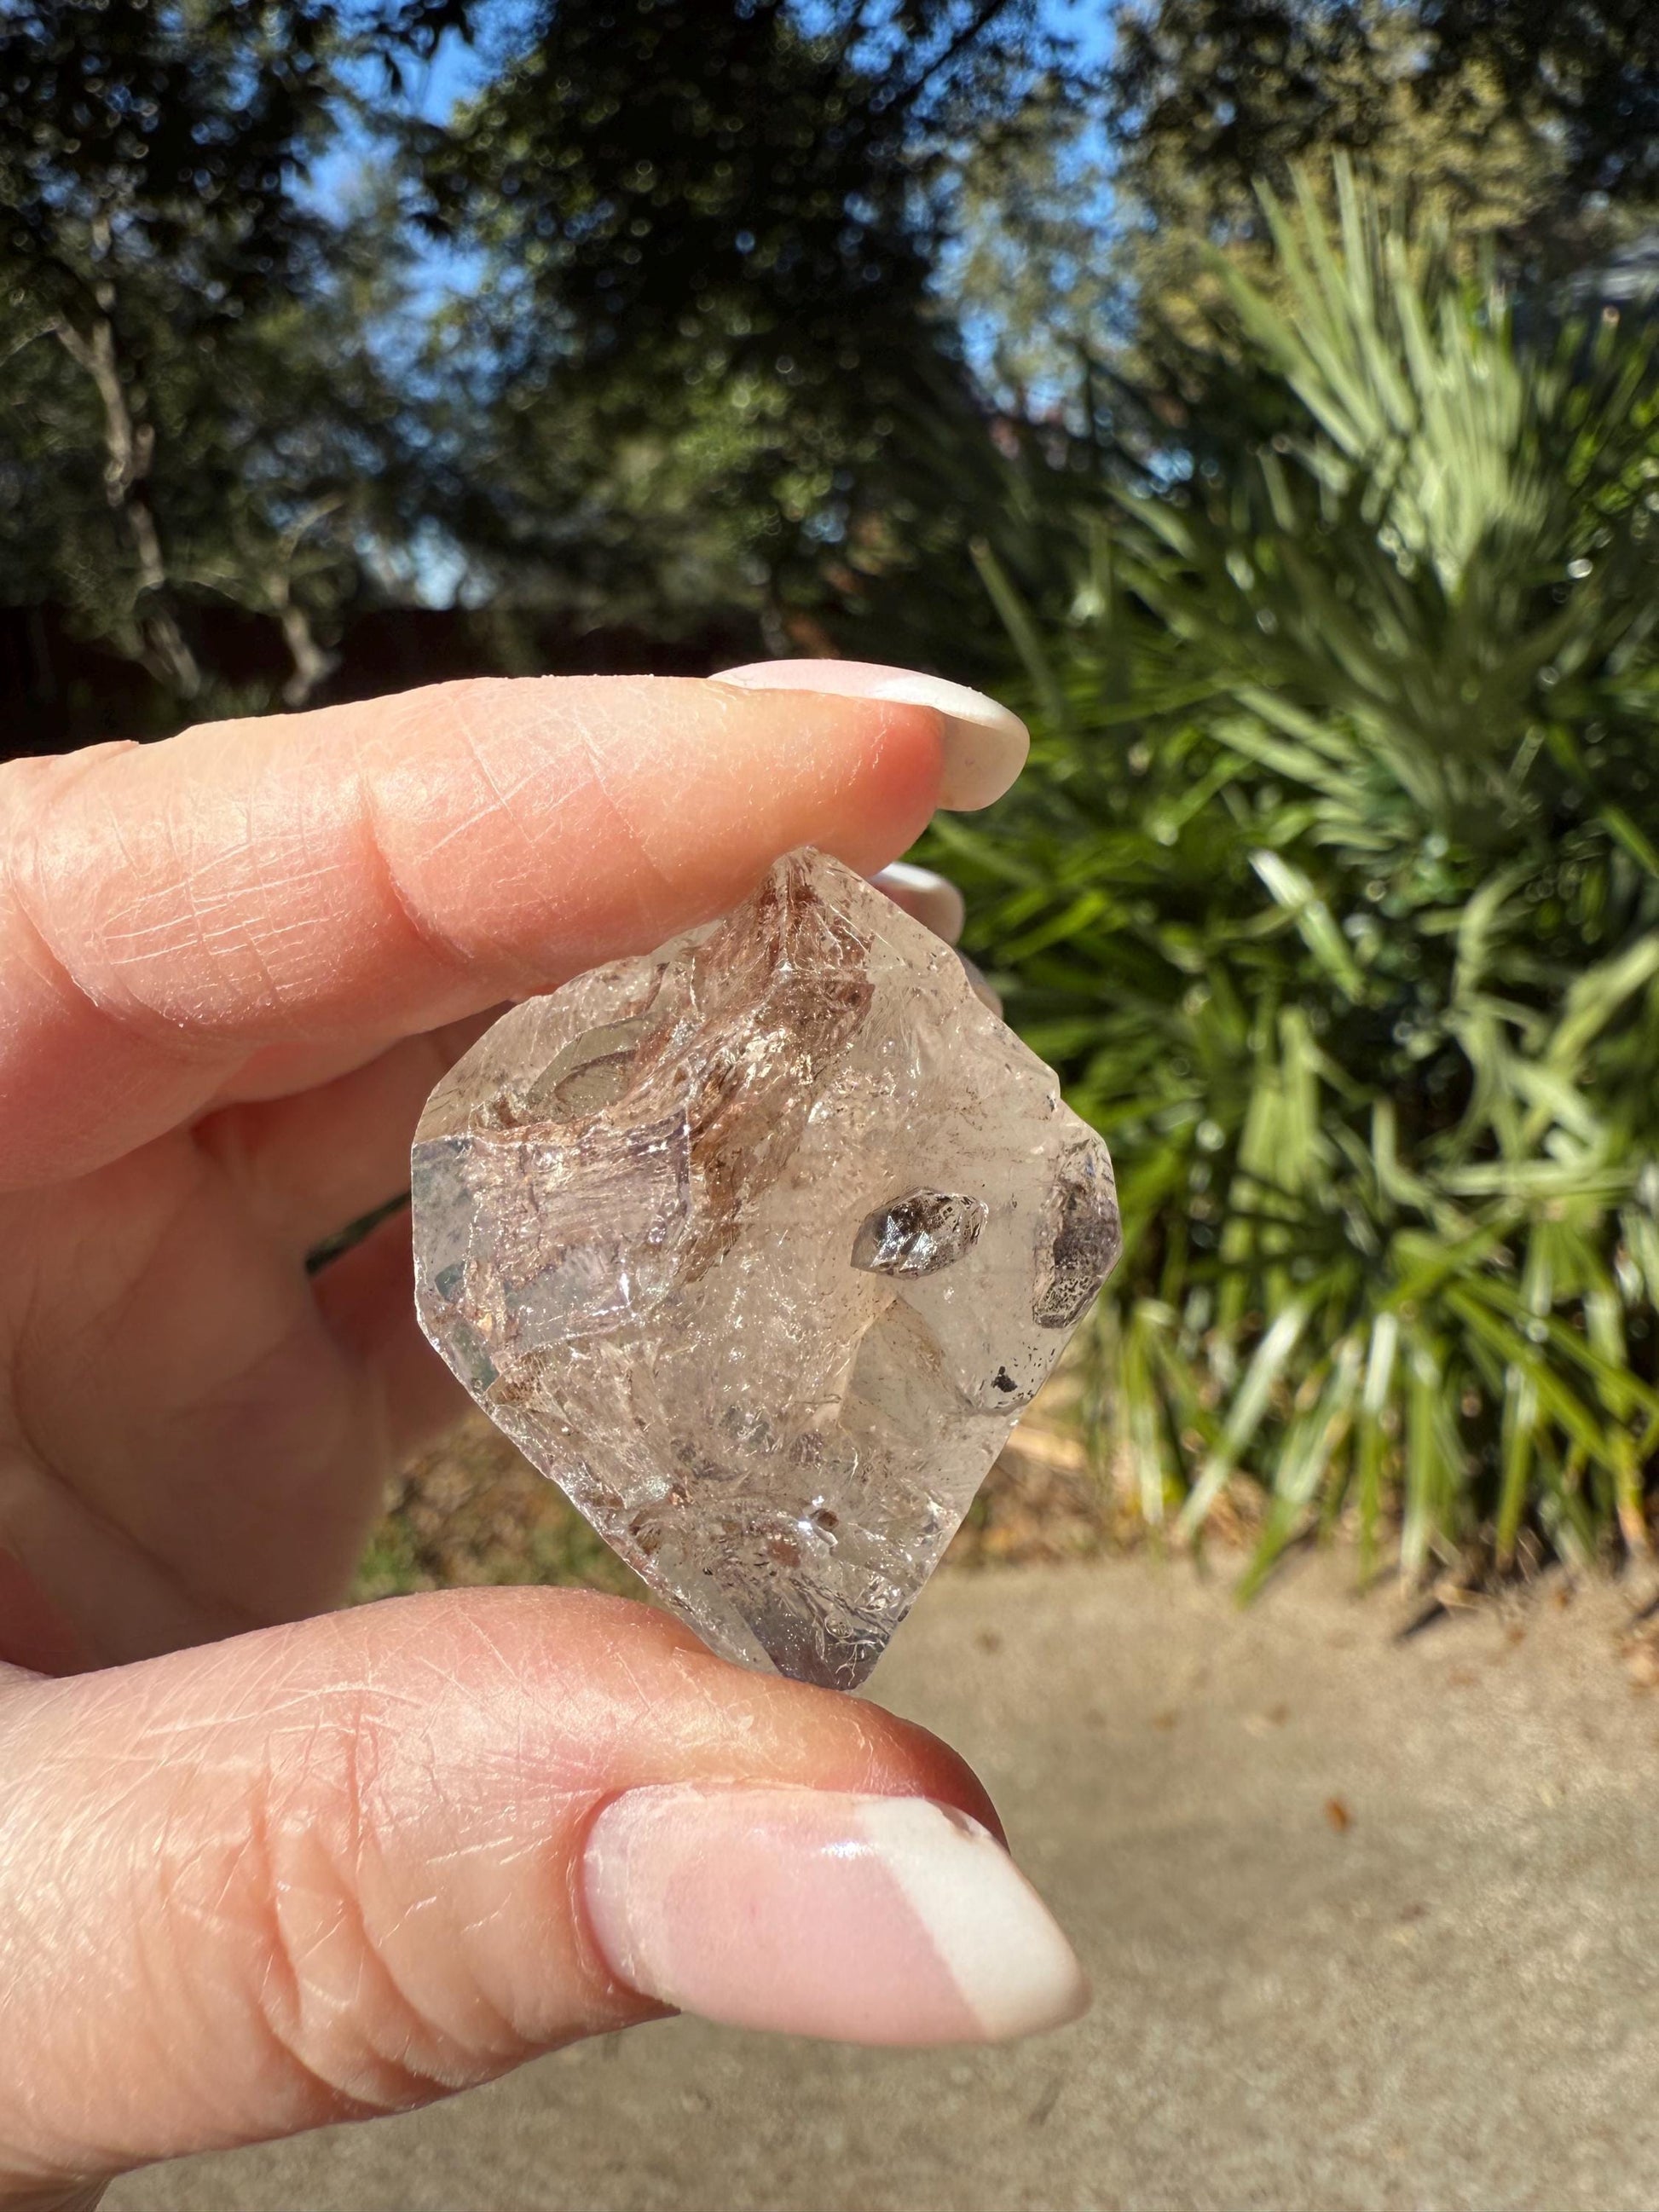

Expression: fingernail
xmin=582 ymin=1784 xmax=1088 ymax=2046
xmin=713 ymin=661 xmax=1029 ymax=811
xmin=871 ymin=860 xmax=966 ymax=945
xmin=957 ymin=950 xmax=1003 ymax=1016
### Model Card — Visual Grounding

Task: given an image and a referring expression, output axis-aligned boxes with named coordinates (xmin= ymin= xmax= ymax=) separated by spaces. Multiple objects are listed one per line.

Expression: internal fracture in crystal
xmin=412 ymin=846 xmax=1120 ymax=1689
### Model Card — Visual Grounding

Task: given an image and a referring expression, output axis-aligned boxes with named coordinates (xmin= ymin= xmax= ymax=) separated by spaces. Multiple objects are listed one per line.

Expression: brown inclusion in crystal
xmin=412 ymin=848 xmax=1119 ymax=1689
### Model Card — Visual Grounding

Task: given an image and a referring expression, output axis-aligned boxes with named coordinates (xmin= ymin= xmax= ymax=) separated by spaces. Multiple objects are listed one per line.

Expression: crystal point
xmin=412 ymin=847 xmax=1120 ymax=1689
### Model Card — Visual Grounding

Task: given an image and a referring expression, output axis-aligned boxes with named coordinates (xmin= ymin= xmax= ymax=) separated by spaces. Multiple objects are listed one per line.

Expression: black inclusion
xmin=851 ymin=1189 xmax=987 ymax=1279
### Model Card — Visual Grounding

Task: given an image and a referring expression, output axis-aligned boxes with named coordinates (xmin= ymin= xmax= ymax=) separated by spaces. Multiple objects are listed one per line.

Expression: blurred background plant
xmin=7 ymin=0 xmax=1659 ymax=1589
xmin=924 ymin=164 xmax=1659 ymax=1589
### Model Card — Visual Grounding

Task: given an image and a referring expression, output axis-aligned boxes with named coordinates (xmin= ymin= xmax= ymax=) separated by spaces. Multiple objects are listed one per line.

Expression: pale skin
xmin=0 ymin=677 xmax=1034 ymax=2209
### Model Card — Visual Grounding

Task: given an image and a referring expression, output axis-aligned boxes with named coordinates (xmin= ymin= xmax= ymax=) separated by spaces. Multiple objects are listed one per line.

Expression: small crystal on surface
xmin=412 ymin=847 xmax=1120 ymax=1689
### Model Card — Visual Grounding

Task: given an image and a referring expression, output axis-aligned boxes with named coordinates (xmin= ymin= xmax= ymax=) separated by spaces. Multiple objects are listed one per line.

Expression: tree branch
xmin=46 ymin=312 xmax=202 ymax=697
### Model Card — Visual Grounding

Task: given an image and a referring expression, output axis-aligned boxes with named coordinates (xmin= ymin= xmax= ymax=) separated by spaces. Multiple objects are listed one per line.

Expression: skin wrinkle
xmin=156 ymin=837 xmax=338 ymax=1034
xmin=196 ymin=1806 xmax=397 ymax=2143
xmin=9 ymin=1233 xmax=330 ymax=1638
xmin=423 ymin=1595 xmax=536 ymax=1706
xmin=0 ymin=682 xmax=944 ymax=1193
xmin=38 ymin=749 xmax=275 ymax=1038
xmin=174 ymin=869 xmax=319 ymax=1002
xmin=11 ymin=732 xmax=372 ymax=1059
xmin=418 ymin=685 xmax=559 ymax=869
xmin=0 ymin=1586 xmax=994 ymax=2178
xmin=238 ymin=744 xmax=375 ymax=1011
xmin=382 ymin=704 xmax=595 ymax=982
xmin=148 ymin=737 xmax=350 ymax=1034
xmin=568 ymin=701 xmax=679 ymax=936
xmin=153 ymin=1710 xmax=412 ymax=2137
xmin=71 ymin=1659 xmax=378 ymax=1753
xmin=349 ymin=726 xmax=483 ymax=988
xmin=353 ymin=690 xmax=657 ymax=1005
xmin=0 ymin=1828 xmax=130 ymax=2170
xmin=96 ymin=818 xmax=263 ymax=984
xmin=2 ymin=870 xmax=238 ymax=1071
xmin=0 ymin=749 xmax=139 ymax=904
xmin=256 ymin=1690 xmax=550 ymax=2108
xmin=137 ymin=1809 xmax=238 ymax=2146
xmin=0 ymin=678 xmax=1026 ymax=2199
xmin=268 ymin=1851 xmax=464 ymax=2114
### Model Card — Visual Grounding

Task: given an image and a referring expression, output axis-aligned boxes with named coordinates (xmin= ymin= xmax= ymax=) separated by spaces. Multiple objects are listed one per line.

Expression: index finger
xmin=0 ymin=674 xmax=970 ymax=1188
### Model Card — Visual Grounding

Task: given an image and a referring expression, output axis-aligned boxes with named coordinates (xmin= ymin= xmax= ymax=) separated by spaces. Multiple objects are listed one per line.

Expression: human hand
xmin=0 ymin=670 xmax=1084 ymax=2209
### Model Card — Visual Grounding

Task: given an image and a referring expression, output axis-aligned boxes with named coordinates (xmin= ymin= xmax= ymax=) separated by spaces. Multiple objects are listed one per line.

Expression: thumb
xmin=0 ymin=1588 xmax=1086 ymax=2204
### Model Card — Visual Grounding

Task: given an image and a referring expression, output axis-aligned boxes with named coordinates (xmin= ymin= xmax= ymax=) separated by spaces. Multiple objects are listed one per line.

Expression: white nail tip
xmin=872 ymin=859 xmax=951 ymax=893
xmin=711 ymin=661 xmax=1029 ymax=811
xmin=858 ymin=1799 xmax=1090 ymax=2041
xmin=862 ymin=679 xmax=1028 ymax=811
xmin=861 ymin=673 xmax=1025 ymax=734
xmin=871 ymin=862 xmax=967 ymax=945
xmin=956 ymin=950 xmax=1003 ymax=1015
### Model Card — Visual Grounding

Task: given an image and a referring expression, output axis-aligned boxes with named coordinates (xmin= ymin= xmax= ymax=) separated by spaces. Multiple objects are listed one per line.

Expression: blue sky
xmin=313 ymin=0 xmax=1117 ymax=222
xmin=309 ymin=0 xmax=1119 ymax=597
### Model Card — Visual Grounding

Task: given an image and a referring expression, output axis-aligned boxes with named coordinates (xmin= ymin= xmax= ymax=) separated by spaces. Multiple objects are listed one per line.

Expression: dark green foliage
xmin=1108 ymin=0 xmax=1659 ymax=216
xmin=420 ymin=0 xmax=1056 ymax=633
xmin=1107 ymin=1 xmax=1383 ymax=197
xmin=0 ymin=0 xmax=343 ymax=691
xmin=1419 ymin=0 xmax=1659 ymax=201
xmin=0 ymin=0 xmax=335 ymax=324
xmin=926 ymin=169 xmax=1659 ymax=1583
xmin=1103 ymin=0 xmax=1657 ymax=334
xmin=0 ymin=0 xmax=451 ymax=712
xmin=426 ymin=0 xmax=1045 ymax=367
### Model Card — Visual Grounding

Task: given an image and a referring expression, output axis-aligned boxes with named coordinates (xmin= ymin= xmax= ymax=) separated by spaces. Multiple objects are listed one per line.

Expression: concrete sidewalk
xmin=112 ymin=1556 xmax=1659 ymax=2212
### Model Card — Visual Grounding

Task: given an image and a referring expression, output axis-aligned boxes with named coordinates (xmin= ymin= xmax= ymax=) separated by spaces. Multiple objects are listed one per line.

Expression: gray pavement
xmin=111 ymin=1556 xmax=1659 ymax=2212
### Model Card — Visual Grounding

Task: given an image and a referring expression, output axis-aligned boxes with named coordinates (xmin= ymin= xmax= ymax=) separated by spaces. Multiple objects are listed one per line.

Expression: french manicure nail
xmin=869 ymin=865 xmax=1001 ymax=1006
xmin=957 ymin=950 xmax=1003 ymax=1016
xmin=713 ymin=660 xmax=1029 ymax=811
xmin=582 ymin=1784 xmax=1088 ymax=2046
xmin=871 ymin=860 xmax=967 ymax=945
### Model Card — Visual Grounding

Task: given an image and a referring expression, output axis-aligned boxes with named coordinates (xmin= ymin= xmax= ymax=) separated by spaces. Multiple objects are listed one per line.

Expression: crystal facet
xmin=412 ymin=847 xmax=1120 ymax=1689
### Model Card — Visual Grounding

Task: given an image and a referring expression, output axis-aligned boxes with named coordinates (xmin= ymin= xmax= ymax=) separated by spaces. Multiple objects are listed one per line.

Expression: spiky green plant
xmin=925 ymin=165 xmax=1659 ymax=1588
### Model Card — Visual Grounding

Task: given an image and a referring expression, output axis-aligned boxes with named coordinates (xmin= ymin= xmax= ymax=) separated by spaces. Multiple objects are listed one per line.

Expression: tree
xmin=1419 ymin=1 xmax=1659 ymax=204
xmin=939 ymin=79 xmax=1122 ymax=409
xmin=0 ymin=212 xmax=424 ymax=714
xmin=428 ymin=0 xmax=1048 ymax=373
xmin=0 ymin=0 xmax=454 ymax=710
xmin=161 ymin=201 xmax=430 ymax=705
xmin=0 ymin=0 xmax=350 ymax=694
xmin=422 ymin=0 xmax=1063 ymax=638
xmin=1105 ymin=0 xmax=1575 ymax=337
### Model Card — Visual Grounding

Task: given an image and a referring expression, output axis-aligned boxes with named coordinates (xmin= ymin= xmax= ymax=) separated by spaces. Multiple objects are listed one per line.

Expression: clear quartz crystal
xmin=412 ymin=847 xmax=1120 ymax=1689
